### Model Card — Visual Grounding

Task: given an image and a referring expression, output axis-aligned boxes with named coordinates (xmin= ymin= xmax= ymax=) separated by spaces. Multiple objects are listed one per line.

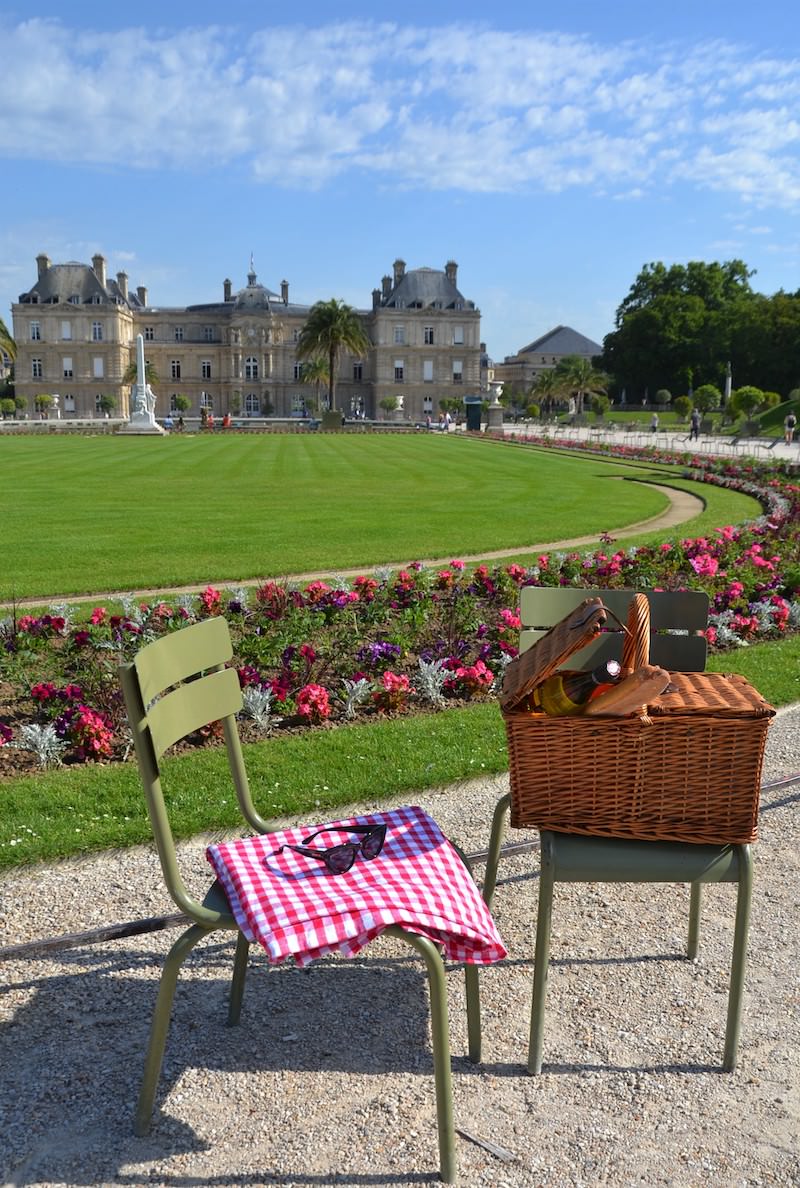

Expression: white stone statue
xmin=122 ymin=333 xmax=165 ymax=435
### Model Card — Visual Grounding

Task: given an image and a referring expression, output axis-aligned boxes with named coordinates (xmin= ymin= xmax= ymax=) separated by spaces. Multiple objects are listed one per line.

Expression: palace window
xmin=93 ymin=357 xmax=104 ymax=378
xmin=204 ymin=326 xmax=214 ymax=342
xmin=353 ymin=362 xmax=363 ymax=382
xmin=245 ymin=393 xmax=260 ymax=416
xmin=452 ymin=360 xmax=463 ymax=384
xmin=200 ymin=391 xmax=213 ymax=410
xmin=293 ymin=362 xmax=302 ymax=380
xmin=424 ymin=325 xmax=434 ymax=344
xmin=30 ymin=321 xmax=41 ymax=341
xmin=394 ymin=359 xmax=404 ymax=383
xmin=423 ymin=359 xmax=433 ymax=382
xmin=144 ymin=326 xmax=154 ymax=341
xmin=394 ymin=324 xmax=405 ymax=345
xmin=201 ymin=360 xmax=212 ymax=379
xmin=32 ymin=358 xmax=43 ymax=379
xmin=92 ymin=321 xmax=103 ymax=341
xmin=174 ymin=326 xmax=184 ymax=342
xmin=171 ymin=360 xmax=181 ymax=380
xmin=63 ymin=357 xmax=73 ymax=379
xmin=245 ymin=356 xmax=259 ymax=379
xmin=169 ymin=394 xmax=179 ymax=413
xmin=453 ymin=325 xmax=464 ymax=345
xmin=61 ymin=321 xmax=72 ymax=340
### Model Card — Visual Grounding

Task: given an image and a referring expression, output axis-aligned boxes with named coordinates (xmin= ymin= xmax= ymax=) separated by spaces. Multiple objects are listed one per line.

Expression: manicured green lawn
xmin=0 ymin=433 xmax=726 ymax=598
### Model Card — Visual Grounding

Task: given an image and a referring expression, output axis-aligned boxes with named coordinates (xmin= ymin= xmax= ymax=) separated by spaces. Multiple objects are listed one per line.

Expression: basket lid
xmin=648 ymin=671 xmax=776 ymax=718
xmin=500 ymin=596 xmax=609 ymax=712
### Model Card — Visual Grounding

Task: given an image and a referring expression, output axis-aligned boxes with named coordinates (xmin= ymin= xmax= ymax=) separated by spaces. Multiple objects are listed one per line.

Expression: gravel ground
xmin=1 ymin=706 xmax=798 ymax=1187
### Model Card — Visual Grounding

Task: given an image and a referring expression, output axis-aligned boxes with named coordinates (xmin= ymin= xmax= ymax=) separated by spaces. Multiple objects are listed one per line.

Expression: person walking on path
xmin=690 ymin=407 xmax=701 ymax=441
xmin=650 ymin=411 xmax=659 ymax=433
xmin=784 ymin=411 xmax=797 ymax=444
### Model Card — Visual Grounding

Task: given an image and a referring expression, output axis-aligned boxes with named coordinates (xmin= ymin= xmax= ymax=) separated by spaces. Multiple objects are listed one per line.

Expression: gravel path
xmin=1 ymin=705 xmax=798 ymax=1187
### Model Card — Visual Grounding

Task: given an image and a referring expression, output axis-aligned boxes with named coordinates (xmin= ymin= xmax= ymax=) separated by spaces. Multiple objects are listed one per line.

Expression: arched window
xmin=200 ymin=391 xmax=213 ymax=411
xmin=245 ymin=356 xmax=259 ymax=379
xmin=245 ymin=393 xmax=260 ymax=416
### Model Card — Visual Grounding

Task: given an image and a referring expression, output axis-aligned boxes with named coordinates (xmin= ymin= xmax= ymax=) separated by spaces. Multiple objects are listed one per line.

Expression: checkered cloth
xmin=206 ymin=805 xmax=507 ymax=968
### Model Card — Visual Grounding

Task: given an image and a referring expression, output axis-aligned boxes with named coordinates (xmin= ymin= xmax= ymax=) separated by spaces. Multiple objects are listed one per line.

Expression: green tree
xmin=655 ymin=389 xmax=672 ymax=405
xmin=122 ymin=358 xmax=159 ymax=386
xmin=730 ymin=386 xmax=765 ymax=420
xmin=0 ymin=397 xmax=15 ymax=419
xmin=296 ymin=299 xmax=370 ymax=413
xmin=555 ymin=355 xmax=609 ymax=415
xmin=673 ymin=395 xmax=692 ymax=420
xmin=0 ymin=316 xmax=16 ymax=362
xmin=692 ymin=384 xmax=722 ymax=415
xmin=97 ymin=394 xmax=116 ymax=415
xmin=300 ymin=357 xmax=329 ymax=412
xmin=525 ymin=402 xmax=541 ymax=419
xmin=378 ymin=395 xmax=399 ymax=420
xmin=590 ymin=393 xmax=610 ymax=418
xmin=34 ymin=394 xmax=54 ymax=417
xmin=532 ymin=370 xmax=564 ymax=415
xmin=174 ymin=394 xmax=191 ymax=414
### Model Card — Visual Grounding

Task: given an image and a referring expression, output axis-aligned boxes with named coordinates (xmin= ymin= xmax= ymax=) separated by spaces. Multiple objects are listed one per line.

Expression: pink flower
xmin=90 ymin=607 xmax=107 ymax=625
xmin=450 ymin=559 xmax=465 ymax=570
xmin=295 ymin=683 xmax=330 ymax=723
xmin=200 ymin=586 xmax=221 ymax=615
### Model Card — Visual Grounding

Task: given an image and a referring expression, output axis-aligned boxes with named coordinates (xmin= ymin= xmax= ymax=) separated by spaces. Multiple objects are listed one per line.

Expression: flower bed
xmin=1 ymin=449 xmax=798 ymax=774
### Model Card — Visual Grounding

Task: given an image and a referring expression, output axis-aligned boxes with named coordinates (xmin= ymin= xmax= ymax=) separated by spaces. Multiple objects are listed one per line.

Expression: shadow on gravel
xmin=1 ymin=941 xmax=446 ymax=1186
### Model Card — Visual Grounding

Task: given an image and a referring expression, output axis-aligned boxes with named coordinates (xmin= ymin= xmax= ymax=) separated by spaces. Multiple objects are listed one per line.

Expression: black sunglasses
xmin=272 ymin=822 xmax=387 ymax=875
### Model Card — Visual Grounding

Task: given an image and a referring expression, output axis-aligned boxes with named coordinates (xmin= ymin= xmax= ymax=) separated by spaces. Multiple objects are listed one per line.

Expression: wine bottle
xmin=530 ymin=660 xmax=622 ymax=716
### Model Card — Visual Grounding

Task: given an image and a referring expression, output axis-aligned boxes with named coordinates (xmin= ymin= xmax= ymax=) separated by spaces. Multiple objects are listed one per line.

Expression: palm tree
xmin=532 ymin=370 xmax=565 ymax=417
xmin=0 ymin=316 xmax=16 ymax=363
xmin=122 ymin=358 xmax=159 ymax=386
xmin=555 ymin=355 xmax=609 ymax=416
xmin=299 ymin=357 xmax=329 ymax=413
xmin=296 ymin=299 xmax=370 ymax=413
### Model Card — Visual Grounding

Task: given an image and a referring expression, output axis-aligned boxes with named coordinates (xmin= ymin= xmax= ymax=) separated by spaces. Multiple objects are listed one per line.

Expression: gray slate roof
xmin=517 ymin=325 xmax=602 ymax=357
xmin=382 ymin=267 xmax=475 ymax=310
xmin=19 ymin=262 xmax=143 ymax=308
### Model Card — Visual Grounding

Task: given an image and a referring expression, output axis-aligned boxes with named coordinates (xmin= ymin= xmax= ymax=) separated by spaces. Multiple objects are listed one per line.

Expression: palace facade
xmin=11 ymin=254 xmax=482 ymax=422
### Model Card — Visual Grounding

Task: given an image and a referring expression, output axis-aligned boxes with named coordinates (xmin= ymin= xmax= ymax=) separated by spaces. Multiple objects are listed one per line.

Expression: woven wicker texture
xmin=502 ymin=593 xmax=776 ymax=844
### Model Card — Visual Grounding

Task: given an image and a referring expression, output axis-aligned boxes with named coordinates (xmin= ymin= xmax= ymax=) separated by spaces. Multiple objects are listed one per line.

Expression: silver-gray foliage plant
xmin=241 ymin=686 xmax=275 ymax=731
xmin=342 ymin=677 xmax=372 ymax=718
xmin=415 ymin=658 xmax=449 ymax=705
xmin=18 ymin=723 xmax=67 ymax=769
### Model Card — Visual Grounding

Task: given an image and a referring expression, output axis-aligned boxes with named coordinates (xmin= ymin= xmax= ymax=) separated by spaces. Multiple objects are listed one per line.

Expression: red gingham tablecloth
xmin=206 ymin=805 xmax=507 ymax=968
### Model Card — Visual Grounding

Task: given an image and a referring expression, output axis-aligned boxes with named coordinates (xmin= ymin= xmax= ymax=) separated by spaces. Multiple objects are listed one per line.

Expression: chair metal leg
xmin=464 ymin=963 xmax=481 ymax=1064
xmin=528 ymin=838 xmax=555 ymax=1075
xmin=482 ymin=793 xmax=510 ymax=908
xmin=135 ymin=922 xmax=211 ymax=1136
xmin=688 ymin=882 xmax=702 ymax=960
xmin=227 ymin=931 xmax=250 ymax=1026
xmin=396 ymin=930 xmax=457 ymax=1184
xmin=723 ymin=845 xmax=753 ymax=1071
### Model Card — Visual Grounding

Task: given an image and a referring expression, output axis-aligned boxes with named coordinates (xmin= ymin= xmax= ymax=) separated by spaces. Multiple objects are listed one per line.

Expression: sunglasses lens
xmin=361 ymin=830 xmax=384 ymax=859
xmin=327 ymin=847 xmax=355 ymax=874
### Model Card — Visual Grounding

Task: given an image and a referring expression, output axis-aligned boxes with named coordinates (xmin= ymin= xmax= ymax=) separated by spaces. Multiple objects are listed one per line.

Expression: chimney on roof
xmin=393 ymin=258 xmax=406 ymax=287
xmin=381 ymin=274 xmax=392 ymax=299
xmin=36 ymin=253 xmax=51 ymax=280
xmin=137 ymin=285 xmax=148 ymax=307
xmin=92 ymin=254 xmax=107 ymax=288
xmin=445 ymin=260 xmax=458 ymax=285
xmin=281 ymin=279 xmax=289 ymax=304
xmin=372 ymin=288 xmax=381 ymax=310
xmin=224 ymin=278 xmax=232 ymax=302
xmin=116 ymin=271 xmax=129 ymax=301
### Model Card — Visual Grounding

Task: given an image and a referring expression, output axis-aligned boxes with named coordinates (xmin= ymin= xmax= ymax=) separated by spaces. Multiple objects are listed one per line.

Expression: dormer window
xmin=69 ymin=295 xmax=79 ymax=304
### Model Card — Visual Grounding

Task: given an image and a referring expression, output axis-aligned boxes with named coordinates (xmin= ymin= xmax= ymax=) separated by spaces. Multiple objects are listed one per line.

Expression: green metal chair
xmin=120 ymin=616 xmax=481 ymax=1183
xmin=482 ymin=587 xmax=753 ymax=1073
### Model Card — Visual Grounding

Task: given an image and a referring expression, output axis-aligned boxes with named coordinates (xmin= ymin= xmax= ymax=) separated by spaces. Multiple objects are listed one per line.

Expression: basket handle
xmin=622 ymin=593 xmax=650 ymax=672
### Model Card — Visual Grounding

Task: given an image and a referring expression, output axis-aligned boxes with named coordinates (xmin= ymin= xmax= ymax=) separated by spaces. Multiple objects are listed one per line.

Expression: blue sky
xmin=1 ymin=1 xmax=799 ymax=361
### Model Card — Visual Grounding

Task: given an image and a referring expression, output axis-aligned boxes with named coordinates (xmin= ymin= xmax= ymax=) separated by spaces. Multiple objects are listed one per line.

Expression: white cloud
xmin=1 ymin=17 xmax=800 ymax=210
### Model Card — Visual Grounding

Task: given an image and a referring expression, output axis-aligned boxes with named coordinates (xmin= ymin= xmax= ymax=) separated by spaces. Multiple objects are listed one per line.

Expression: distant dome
xmin=234 ymin=263 xmax=278 ymax=309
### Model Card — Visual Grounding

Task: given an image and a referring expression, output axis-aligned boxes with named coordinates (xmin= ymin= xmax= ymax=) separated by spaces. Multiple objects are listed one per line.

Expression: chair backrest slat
xmin=135 ymin=617 xmax=233 ymax=708
xmin=147 ymin=667 xmax=242 ymax=758
xmin=519 ymin=587 xmax=708 ymax=672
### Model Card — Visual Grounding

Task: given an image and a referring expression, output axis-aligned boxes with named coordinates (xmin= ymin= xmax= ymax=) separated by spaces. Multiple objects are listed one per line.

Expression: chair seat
xmin=541 ymin=830 xmax=743 ymax=884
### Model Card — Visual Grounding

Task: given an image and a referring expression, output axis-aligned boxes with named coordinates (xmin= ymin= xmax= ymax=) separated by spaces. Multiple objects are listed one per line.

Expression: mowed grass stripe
xmin=1 ymin=435 xmax=699 ymax=597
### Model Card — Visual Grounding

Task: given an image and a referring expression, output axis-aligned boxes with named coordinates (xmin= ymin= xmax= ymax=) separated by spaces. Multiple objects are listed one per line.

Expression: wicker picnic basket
xmin=499 ymin=594 xmax=775 ymax=845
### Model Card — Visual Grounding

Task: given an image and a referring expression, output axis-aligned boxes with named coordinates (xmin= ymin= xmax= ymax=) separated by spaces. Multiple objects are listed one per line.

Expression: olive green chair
xmin=482 ymin=587 xmax=753 ymax=1073
xmin=120 ymin=616 xmax=481 ymax=1183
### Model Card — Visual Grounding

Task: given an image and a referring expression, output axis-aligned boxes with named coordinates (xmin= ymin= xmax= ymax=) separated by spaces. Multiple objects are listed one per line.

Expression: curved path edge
xmin=10 ymin=480 xmax=703 ymax=609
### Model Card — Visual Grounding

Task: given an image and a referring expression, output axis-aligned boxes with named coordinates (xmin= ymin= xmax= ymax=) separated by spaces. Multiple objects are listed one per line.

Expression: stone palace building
xmin=11 ymin=253 xmax=482 ymax=422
